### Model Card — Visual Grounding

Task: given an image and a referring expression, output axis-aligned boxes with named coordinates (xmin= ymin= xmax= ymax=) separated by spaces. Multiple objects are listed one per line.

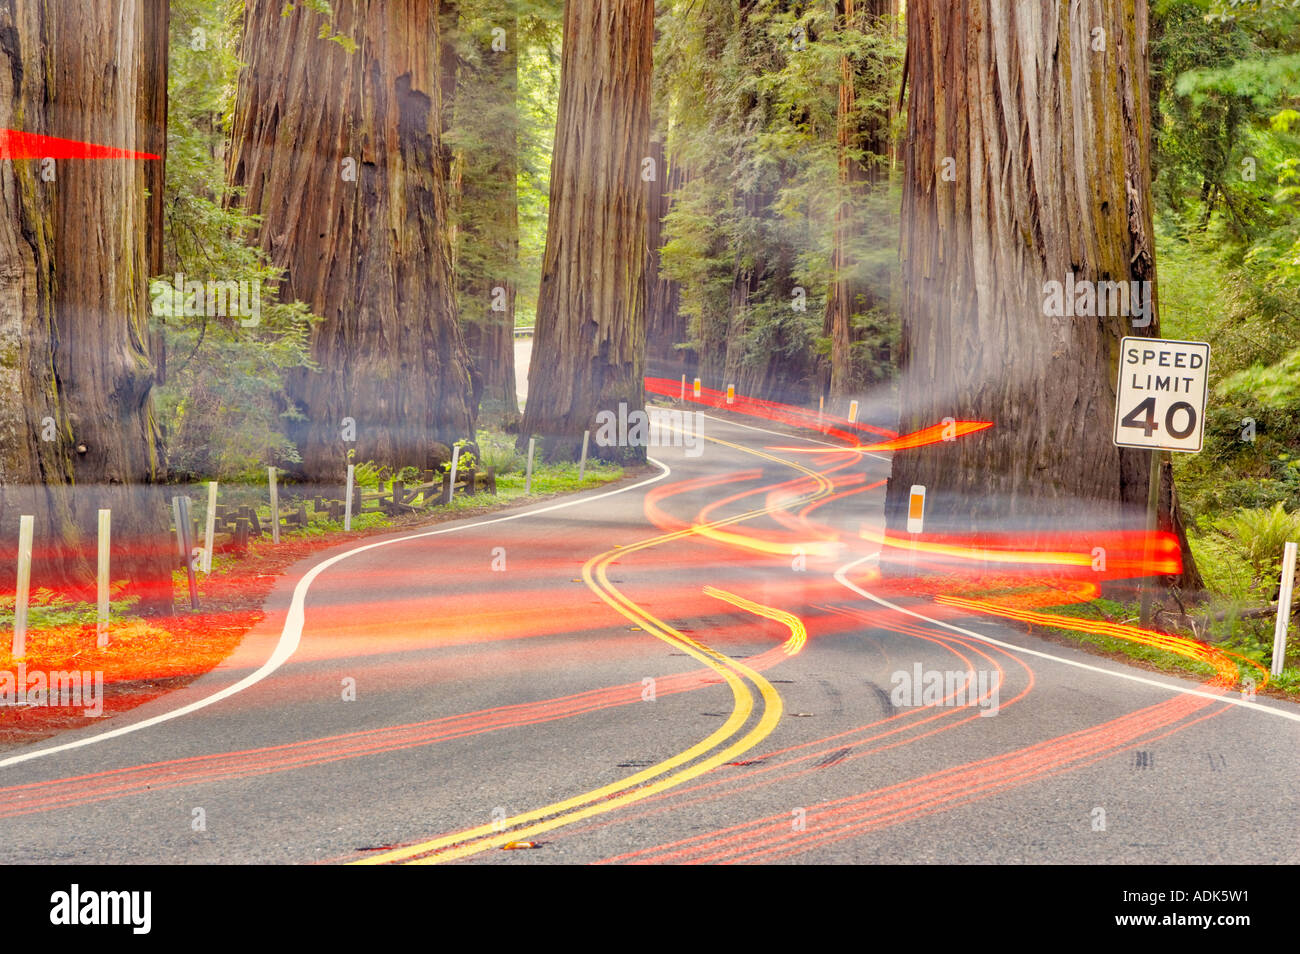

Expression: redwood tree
xmin=451 ymin=0 xmax=522 ymax=420
xmin=228 ymin=0 xmax=475 ymax=480
xmin=886 ymin=0 xmax=1200 ymax=587
xmin=518 ymin=0 xmax=654 ymax=462
xmin=823 ymin=0 xmax=891 ymax=399
xmin=0 ymin=0 xmax=174 ymax=610
xmin=645 ymin=137 xmax=691 ymax=380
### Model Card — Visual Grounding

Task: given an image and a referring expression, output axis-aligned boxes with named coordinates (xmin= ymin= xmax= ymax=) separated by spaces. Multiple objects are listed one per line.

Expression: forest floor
xmin=0 ymin=462 xmax=643 ymax=753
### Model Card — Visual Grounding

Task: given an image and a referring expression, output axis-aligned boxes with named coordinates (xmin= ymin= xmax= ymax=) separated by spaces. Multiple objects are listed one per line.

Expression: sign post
xmin=1113 ymin=337 xmax=1210 ymax=627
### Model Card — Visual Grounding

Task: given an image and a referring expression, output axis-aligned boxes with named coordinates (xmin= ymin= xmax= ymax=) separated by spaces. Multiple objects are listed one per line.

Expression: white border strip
xmin=0 ymin=460 xmax=673 ymax=770
xmin=835 ymin=554 xmax=1300 ymax=723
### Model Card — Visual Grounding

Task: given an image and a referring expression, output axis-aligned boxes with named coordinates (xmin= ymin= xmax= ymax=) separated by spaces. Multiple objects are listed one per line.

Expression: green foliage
xmin=452 ymin=439 xmax=479 ymax=472
xmin=446 ymin=1 xmax=561 ymax=341
xmin=655 ymin=0 xmax=903 ymax=397
xmin=0 ymin=589 xmax=138 ymax=632
xmin=351 ymin=461 xmax=385 ymax=489
xmin=1210 ymin=502 xmax=1300 ymax=578
xmin=475 ymin=430 xmax=526 ymax=475
xmin=154 ymin=0 xmax=324 ymax=482
xmin=1155 ymin=0 xmax=1300 ymax=541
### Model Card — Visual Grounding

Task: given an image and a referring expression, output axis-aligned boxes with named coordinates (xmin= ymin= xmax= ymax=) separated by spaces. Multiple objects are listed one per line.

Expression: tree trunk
xmin=645 ymin=138 xmax=691 ymax=380
xmin=887 ymin=0 xmax=1201 ymax=590
xmin=143 ymin=0 xmax=169 ymax=385
xmin=713 ymin=0 xmax=813 ymax=406
xmin=228 ymin=0 xmax=475 ymax=480
xmin=823 ymin=0 xmax=889 ymax=400
xmin=0 ymin=0 xmax=174 ymax=612
xmin=454 ymin=2 xmax=520 ymax=421
xmin=517 ymin=0 xmax=654 ymax=462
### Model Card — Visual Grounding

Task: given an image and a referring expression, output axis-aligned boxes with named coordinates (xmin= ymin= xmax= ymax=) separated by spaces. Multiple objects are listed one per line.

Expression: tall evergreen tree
xmin=228 ymin=0 xmax=475 ymax=480
xmin=517 ymin=0 xmax=654 ymax=461
xmin=885 ymin=0 xmax=1201 ymax=587
xmin=0 ymin=0 xmax=174 ymax=610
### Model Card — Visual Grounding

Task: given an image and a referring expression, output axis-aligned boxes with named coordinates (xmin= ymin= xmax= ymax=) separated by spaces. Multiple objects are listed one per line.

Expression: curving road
xmin=1 ymin=408 xmax=1297 ymax=865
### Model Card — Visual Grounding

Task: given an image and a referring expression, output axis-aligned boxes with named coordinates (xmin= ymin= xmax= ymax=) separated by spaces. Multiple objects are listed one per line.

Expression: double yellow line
xmin=356 ymin=434 xmax=830 ymax=864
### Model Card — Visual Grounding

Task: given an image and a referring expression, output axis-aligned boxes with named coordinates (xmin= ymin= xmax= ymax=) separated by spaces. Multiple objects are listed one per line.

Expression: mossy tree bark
xmin=229 ymin=0 xmax=475 ymax=480
xmin=886 ymin=0 xmax=1201 ymax=589
xmin=0 ymin=0 xmax=174 ymax=611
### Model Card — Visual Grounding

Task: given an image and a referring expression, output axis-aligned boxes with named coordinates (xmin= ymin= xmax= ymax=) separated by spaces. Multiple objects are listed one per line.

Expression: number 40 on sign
xmin=1113 ymin=337 xmax=1210 ymax=453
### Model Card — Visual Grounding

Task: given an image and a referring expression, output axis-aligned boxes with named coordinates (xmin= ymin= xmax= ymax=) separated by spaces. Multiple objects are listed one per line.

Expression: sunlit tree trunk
xmin=886 ymin=0 xmax=1200 ymax=588
xmin=0 ymin=0 xmax=174 ymax=611
xmin=229 ymin=0 xmax=475 ymax=480
xmin=517 ymin=0 xmax=654 ymax=462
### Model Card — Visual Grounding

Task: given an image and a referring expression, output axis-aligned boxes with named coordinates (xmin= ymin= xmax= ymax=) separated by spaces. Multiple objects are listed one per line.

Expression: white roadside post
xmin=344 ymin=463 xmax=355 ymax=531
xmin=96 ymin=509 xmax=111 ymax=647
xmin=727 ymin=384 xmax=735 ymax=405
xmin=692 ymin=377 xmax=701 ymax=399
xmin=202 ymin=481 xmax=218 ymax=573
xmin=680 ymin=374 xmax=686 ymax=401
xmin=1112 ymin=337 xmax=1211 ymax=628
xmin=847 ymin=399 xmax=859 ymax=424
xmin=171 ymin=495 xmax=200 ymax=610
xmin=12 ymin=515 xmax=34 ymax=659
xmin=267 ymin=466 xmax=280 ymax=544
xmin=578 ymin=430 xmax=590 ymax=481
xmin=524 ymin=437 xmax=536 ymax=495
xmin=818 ymin=395 xmax=824 ymax=421
xmin=907 ymin=484 xmax=925 ymax=578
xmin=1272 ymin=541 xmax=1297 ymax=677
xmin=448 ymin=445 xmax=461 ymax=501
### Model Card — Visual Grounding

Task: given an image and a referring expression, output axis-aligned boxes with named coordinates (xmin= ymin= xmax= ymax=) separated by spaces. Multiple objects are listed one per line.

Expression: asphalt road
xmin=1 ymin=410 xmax=1297 ymax=865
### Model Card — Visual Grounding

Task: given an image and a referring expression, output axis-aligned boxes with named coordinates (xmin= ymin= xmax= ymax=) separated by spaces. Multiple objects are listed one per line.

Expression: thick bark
xmin=455 ymin=3 xmax=520 ymax=420
xmin=517 ymin=0 xmax=654 ymax=462
xmin=886 ymin=0 xmax=1201 ymax=589
xmin=0 ymin=0 xmax=174 ymax=611
xmin=228 ymin=0 xmax=475 ymax=480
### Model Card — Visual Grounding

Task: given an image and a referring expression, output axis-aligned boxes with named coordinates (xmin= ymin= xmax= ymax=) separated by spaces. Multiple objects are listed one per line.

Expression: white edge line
xmin=835 ymin=553 xmax=1300 ymax=724
xmin=0 ymin=459 xmax=674 ymax=770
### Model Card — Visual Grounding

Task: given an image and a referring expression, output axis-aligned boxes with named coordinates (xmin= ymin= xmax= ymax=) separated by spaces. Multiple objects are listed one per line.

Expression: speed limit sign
xmin=1113 ymin=337 xmax=1210 ymax=452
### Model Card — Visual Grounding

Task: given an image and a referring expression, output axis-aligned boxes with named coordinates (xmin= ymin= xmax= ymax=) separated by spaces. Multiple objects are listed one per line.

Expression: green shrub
xmin=1211 ymin=502 xmax=1300 ymax=580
